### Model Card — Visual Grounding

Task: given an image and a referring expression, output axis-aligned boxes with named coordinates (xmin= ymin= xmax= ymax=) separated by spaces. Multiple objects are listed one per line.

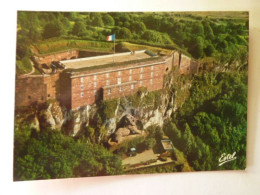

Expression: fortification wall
xmin=15 ymin=76 xmax=46 ymax=107
xmin=179 ymin=54 xmax=200 ymax=74
xmin=15 ymin=74 xmax=60 ymax=107
xmin=173 ymin=51 xmax=180 ymax=67
xmin=34 ymin=50 xmax=79 ymax=66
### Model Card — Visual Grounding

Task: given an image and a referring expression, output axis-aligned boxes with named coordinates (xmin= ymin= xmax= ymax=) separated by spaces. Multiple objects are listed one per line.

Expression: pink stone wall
xmin=70 ymin=62 xmax=166 ymax=109
xmin=34 ymin=50 xmax=79 ymax=66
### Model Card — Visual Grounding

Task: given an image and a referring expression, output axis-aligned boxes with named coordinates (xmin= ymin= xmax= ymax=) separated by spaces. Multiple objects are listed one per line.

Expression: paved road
xmin=122 ymin=149 xmax=158 ymax=165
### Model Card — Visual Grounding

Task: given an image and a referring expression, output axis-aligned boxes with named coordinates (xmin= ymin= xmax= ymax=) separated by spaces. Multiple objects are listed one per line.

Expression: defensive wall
xmin=15 ymin=73 xmax=60 ymax=107
xmin=33 ymin=50 xmax=79 ymax=66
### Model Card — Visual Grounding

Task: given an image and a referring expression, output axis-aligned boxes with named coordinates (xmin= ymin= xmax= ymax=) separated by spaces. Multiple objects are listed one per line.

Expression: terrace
xmin=60 ymin=50 xmax=157 ymax=70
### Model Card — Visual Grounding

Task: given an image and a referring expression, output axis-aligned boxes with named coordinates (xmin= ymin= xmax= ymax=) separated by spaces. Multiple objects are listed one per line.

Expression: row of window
xmin=81 ymin=90 xmax=97 ymax=98
xmin=80 ymin=72 xmax=154 ymax=90
xmin=80 ymin=78 xmax=154 ymax=98
xmin=80 ymin=77 xmax=154 ymax=91
xmin=79 ymin=66 xmax=155 ymax=83
xmin=107 ymin=84 xmax=135 ymax=95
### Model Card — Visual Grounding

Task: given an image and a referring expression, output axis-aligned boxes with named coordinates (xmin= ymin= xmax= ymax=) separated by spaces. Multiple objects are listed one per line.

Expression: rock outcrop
xmin=113 ymin=114 xmax=142 ymax=143
xmin=38 ymin=101 xmax=64 ymax=130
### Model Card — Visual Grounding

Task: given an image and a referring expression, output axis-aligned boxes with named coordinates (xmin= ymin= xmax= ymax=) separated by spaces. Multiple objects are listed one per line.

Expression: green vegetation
xmin=114 ymin=136 xmax=146 ymax=155
xmin=163 ymin=69 xmax=247 ymax=171
xmin=16 ymin=57 xmax=32 ymax=74
xmin=17 ymin=11 xmax=248 ymax=71
xmin=14 ymin=126 xmax=122 ymax=180
xmin=34 ymin=39 xmax=113 ymax=54
xmin=125 ymin=87 xmax=162 ymax=110
xmin=100 ymin=99 xmax=119 ymax=119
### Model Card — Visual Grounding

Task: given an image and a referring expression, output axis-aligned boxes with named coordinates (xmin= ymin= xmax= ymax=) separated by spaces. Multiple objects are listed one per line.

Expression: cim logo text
xmin=218 ymin=152 xmax=237 ymax=166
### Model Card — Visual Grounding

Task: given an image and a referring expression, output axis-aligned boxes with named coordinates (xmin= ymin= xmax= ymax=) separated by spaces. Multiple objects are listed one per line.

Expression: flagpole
xmin=113 ymin=33 xmax=115 ymax=63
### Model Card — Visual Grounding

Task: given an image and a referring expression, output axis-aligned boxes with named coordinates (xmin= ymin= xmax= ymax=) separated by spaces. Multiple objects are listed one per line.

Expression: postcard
xmin=14 ymin=11 xmax=248 ymax=181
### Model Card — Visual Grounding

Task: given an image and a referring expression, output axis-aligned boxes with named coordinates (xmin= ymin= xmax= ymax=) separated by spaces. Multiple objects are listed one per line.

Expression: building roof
xmin=161 ymin=140 xmax=174 ymax=151
xmin=60 ymin=50 xmax=155 ymax=70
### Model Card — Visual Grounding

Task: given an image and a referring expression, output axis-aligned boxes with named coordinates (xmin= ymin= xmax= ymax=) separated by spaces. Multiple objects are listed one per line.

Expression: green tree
xmin=188 ymin=36 xmax=204 ymax=58
xmin=142 ymin=30 xmax=173 ymax=44
xmin=42 ymin=21 xmax=65 ymax=39
xmin=144 ymin=137 xmax=156 ymax=150
xmin=102 ymin=14 xmax=115 ymax=26
xmin=202 ymin=21 xmax=214 ymax=41
xmin=91 ymin=14 xmax=104 ymax=27
xmin=72 ymin=20 xmax=87 ymax=37
xmin=117 ymin=27 xmax=132 ymax=39
xmin=14 ymin=128 xmax=122 ymax=181
xmin=163 ymin=121 xmax=182 ymax=148
xmin=28 ymin=27 xmax=42 ymax=41
xmin=61 ymin=17 xmax=72 ymax=33
xmin=130 ymin=21 xmax=146 ymax=33
xmin=204 ymin=44 xmax=215 ymax=56
xmin=16 ymin=30 xmax=31 ymax=59
xmin=182 ymin=123 xmax=196 ymax=155
xmin=192 ymin=22 xmax=204 ymax=36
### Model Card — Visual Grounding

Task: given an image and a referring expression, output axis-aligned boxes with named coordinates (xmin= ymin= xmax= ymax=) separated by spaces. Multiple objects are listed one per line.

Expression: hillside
xmin=16 ymin=11 xmax=248 ymax=74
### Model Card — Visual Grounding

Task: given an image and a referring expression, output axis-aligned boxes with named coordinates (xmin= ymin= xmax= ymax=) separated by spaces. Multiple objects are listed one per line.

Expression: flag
xmin=106 ymin=34 xmax=115 ymax=41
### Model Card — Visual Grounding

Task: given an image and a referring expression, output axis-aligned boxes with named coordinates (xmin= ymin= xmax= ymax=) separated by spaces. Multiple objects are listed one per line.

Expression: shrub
xmin=100 ymin=99 xmax=119 ymax=119
xmin=16 ymin=57 xmax=32 ymax=75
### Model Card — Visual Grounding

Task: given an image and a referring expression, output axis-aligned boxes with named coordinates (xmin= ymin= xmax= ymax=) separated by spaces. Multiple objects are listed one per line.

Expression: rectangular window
xmin=80 ymin=77 xmax=84 ymax=83
xmin=151 ymin=72 xmax=154 ymax=77
xmin=106 ymin=73 xmax=109 ymax=78
xmin=106 ymin=80 xmax=110 ymax=86
xmin=141 ymin=67 xmax=144 ymax=72
xmin=94 ymin=82 xmax=97 ymax=88
xmin=117 ymin=78 xmax=121 ymax=84
xmin=108 ymin=88 xmax=111 ymax=95
xmin=131 ymin=84 xmax=134 ymax=90
xmin=94 ymin=90 xmax=97 ymax=96
xmin=129 ymin=75 xmax=132 ymax=81
xmin=80 ymin=84 xmax=84 ymax=90
xmin=140 ymin=74 xmax=143 ymax=79
xmin=151 ymin=66 xmax=154 ymax=70
xmin=118 ymin=71 xmax=121 ymax=76
xmin=129 ymin=69 xmax=133 ymax=74
xmin=140 ymin=80 xmax=143 ymax=86
xmin=94 ymin=75 xmax=97 ymax=80
xmin=81 ymin=92 xmax=84 ymax=97
xmin=150 ymin=79 xmax=153 ymax=84
xmin=119 ymin=86 xmax=122 ymax=92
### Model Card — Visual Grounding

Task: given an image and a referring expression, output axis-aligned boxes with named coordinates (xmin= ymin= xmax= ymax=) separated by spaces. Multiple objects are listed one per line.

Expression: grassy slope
xmin=16 ymin=57 xmax=32 ymax=75
xmin=33 ymin=39 xmax=114 ymax=55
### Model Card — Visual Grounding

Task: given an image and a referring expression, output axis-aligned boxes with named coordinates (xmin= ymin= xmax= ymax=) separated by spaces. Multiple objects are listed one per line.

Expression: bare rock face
xmin=114 ymin=128 xmax=131 ymax=143
xmin=27 ymin=115 xmax=40 ymax=131
xmin=38 ymin=101 xmax=64 ymax=130
xmin=65 ymin=105 xmax=94 ymax=136
xmin=113 ymin=114 xmax=142 ymax=143
xmin=143 ymin=109 xmax=164 ymax=129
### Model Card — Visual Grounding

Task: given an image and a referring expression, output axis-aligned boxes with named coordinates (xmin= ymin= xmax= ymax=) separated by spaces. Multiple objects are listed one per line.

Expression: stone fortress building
xmin=15 ymin=49 xmax=200 ymax=110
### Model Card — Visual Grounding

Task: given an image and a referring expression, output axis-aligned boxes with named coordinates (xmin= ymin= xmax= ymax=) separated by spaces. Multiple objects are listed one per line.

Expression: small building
xmin=161 ymin=140 xmax=174 ymax=151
